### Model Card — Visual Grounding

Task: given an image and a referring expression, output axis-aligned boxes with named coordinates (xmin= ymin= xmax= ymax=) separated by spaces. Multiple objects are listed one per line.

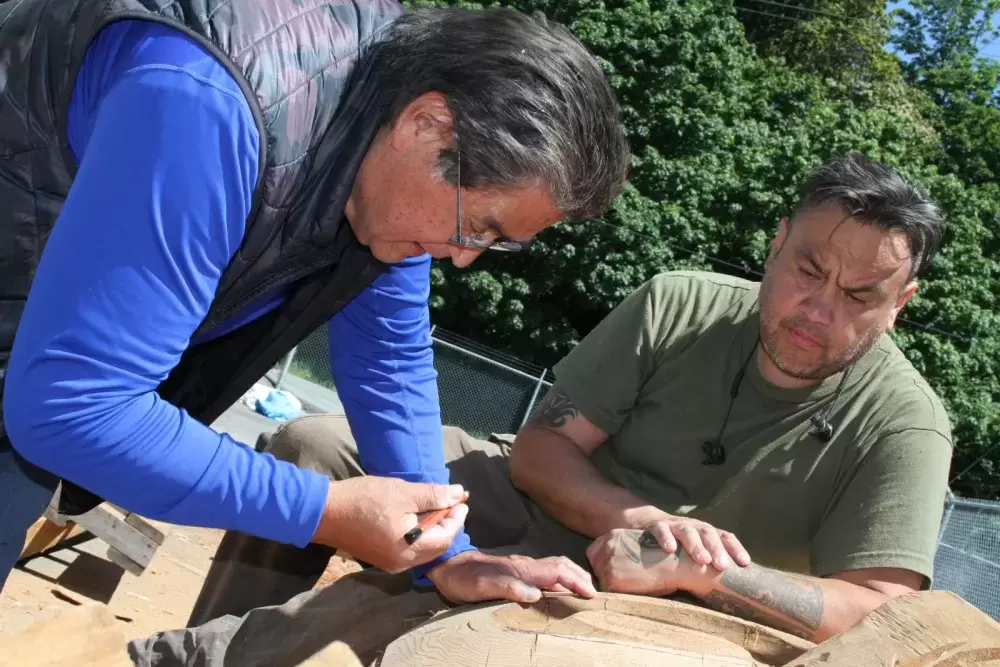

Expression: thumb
xmin=493 ymin=574 xmax=542 ymax=604
xmin=409 ymin=483 xmax=467 ymax=511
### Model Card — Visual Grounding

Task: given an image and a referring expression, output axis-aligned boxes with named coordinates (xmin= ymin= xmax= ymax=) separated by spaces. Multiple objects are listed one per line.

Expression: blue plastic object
xmin=255 ymin=390 xmax=303 ymax=422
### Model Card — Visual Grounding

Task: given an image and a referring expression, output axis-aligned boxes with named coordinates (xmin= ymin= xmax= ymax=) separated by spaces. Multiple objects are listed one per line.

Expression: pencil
xmin=403 ymin=492 xmax=469 ymax=545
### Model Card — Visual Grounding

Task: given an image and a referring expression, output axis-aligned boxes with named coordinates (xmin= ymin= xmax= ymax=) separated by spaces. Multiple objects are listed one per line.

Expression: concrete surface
xmin=214 ymin=373 xmax=345 ymax=448
xmin=212 ymin=401 xmax=281 ymax=446
xmin=266 ymin=372 xmax=345 ymax=416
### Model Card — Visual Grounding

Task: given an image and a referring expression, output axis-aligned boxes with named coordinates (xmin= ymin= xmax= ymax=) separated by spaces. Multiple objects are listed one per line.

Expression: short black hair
xmin=368 ymin=8 xmax=629 ymax=221
xmin=795 ymin=153 xmax=945 ymax=279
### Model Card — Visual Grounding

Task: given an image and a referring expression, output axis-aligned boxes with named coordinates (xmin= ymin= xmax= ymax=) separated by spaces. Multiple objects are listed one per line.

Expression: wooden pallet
xmin=19 ymin=502 xmax=166 ymax=576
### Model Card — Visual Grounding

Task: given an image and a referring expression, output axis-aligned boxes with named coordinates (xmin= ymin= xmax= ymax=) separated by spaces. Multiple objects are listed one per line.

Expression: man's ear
xmin=887 ymin=280 xmax=918 ymax=330
xmin=387 ymin=91 xmax=454 ymax=153
xmin=766 ymin=217 xmax=791 ymax=267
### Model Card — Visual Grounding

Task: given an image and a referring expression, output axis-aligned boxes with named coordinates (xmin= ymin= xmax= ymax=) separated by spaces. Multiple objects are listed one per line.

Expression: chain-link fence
xmin=274 ymin=324 xmax=1000 ymax=619
xmin=273 ymin=324 xmax=552 ymax=434
xmin=431 ymin=327 xmax=552 ymax=439
xmin=933 ymin=493 xmax=1000 ymax=619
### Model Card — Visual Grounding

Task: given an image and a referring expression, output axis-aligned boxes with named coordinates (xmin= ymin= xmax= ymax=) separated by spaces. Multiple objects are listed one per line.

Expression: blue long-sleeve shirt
xmin=3 ymin=20 xmax=471 ymax=570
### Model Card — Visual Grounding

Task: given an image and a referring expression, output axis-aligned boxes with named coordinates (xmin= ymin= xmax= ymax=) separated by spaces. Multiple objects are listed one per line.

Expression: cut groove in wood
xmin=380 ymin=593 xmax=808 ymax=666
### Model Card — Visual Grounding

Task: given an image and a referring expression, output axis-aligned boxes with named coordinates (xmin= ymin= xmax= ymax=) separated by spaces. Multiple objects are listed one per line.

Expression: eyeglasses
xmin=448 ymin=145 xmax=524 ymax=253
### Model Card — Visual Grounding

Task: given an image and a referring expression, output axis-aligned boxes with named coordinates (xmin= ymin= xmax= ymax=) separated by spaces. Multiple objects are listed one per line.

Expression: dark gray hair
xmin=794 ymin=153 xmax=945 ymax=279
xmin=367 ymin=8 xmax=629 ymax=221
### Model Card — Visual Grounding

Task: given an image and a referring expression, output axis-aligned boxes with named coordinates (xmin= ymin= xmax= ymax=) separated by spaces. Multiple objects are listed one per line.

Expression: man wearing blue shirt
xmin=0 ymin=0 xmax=629 ymax=604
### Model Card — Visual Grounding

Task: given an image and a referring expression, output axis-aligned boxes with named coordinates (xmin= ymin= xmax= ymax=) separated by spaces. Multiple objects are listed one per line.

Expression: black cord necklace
xmin=701 ymin=336 xmax=759 ymax=466
xmin=701 ymin=338 xmax=856 ymax=466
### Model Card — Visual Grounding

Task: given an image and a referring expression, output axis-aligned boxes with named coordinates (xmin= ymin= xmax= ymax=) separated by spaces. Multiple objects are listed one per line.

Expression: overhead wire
xmin=735 ymin=0 xmax=869 ymax=22
xmin=729 ymin=0 xmax=1000 ymax=67
xmin=734 ymin=5 xmax=803 ymax=23
xmin=951 ymin=442 xmax=1000 ymax=484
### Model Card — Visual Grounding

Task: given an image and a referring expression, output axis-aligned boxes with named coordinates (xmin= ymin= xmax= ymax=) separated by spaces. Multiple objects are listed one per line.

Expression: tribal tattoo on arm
xmin=529 ymin=386 xmax=580 ymax=429
xmin=699 ymin=565 xmax=825 ymax=640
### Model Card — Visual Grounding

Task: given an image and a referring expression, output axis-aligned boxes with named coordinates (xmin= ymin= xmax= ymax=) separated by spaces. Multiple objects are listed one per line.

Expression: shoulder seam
xmin=876 ymin=426 xmax=954 ymax=447
xmin=655 ymin=271 xmax=755 ymax=292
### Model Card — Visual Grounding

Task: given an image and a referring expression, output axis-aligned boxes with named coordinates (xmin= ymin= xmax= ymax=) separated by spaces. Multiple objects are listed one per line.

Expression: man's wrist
xmin=310 ymin=479 xmax=344 ymax=546
xmin=677 ymin=560 xmax=724 ymax=598
xmin=425 ymin=549 xmax=479 ymax=582
xmin=412 ymin=543 xmax=477 ymax=587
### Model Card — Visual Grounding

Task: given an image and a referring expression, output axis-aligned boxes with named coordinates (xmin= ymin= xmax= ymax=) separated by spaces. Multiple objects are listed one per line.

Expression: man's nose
xmin=801 ymin=290 xmax=834 ymax=326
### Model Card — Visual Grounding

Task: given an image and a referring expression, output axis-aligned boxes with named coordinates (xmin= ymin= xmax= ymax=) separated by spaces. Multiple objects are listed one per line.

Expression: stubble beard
xmin=758 ymin=281 xmax=884 ymax=382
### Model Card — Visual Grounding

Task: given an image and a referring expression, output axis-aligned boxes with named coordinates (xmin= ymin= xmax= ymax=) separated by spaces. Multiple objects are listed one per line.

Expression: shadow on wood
xmin=0 ymin=603 xmax=132 ymax=667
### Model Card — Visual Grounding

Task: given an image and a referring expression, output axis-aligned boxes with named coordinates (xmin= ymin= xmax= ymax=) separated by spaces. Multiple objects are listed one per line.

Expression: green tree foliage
xmin=735 ymin=0 xmax=897 ymax=86
xmin=408 ymin=0 xmax=1000 ymax=497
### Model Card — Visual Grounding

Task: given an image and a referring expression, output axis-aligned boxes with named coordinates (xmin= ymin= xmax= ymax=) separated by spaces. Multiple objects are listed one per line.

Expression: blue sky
xmin=887 ymin=0 xmax=1000 ymax=60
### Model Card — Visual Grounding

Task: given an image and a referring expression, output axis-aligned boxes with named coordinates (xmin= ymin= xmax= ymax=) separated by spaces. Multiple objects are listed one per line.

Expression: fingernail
xmin=447 ymin=485 xmax=465 ymax=501
xmin=519 ymin=583 xmax=541 ymax=602
xmin=718 ymin=555 xmax=732 ymax=568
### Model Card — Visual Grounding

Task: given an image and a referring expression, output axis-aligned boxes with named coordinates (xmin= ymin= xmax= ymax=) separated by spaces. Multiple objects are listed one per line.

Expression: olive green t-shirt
xmin=535 ymin=270 xmax=952 ymax=583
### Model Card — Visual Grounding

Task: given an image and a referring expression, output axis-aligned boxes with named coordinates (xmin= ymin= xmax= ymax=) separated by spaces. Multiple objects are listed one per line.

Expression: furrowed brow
xmin=798 ymin=247 xmax=825 ymax=274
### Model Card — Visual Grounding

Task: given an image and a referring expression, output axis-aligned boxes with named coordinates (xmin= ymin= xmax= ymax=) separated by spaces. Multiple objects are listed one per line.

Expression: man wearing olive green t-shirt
xmin=139 ymin=153 xmax=950 ymax=663
xmin=517 ymin=153 xmax=952 ymax=643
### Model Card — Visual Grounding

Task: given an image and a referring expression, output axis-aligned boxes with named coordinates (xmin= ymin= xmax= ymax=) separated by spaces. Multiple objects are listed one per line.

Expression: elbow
xmin=3 ymin=382 xmax=57 ymax=471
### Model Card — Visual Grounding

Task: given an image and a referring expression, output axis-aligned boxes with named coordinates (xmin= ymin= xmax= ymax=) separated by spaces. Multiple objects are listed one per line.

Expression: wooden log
xmin=379 ymin=593 xmax=814 ymax=667
xmin=785 ymin=590 xmax=1000 ymax=667
xmin=0 ymin=603 xmax=132 ymax=667
xmin=296 ymin=642 xmax=365 ymax=667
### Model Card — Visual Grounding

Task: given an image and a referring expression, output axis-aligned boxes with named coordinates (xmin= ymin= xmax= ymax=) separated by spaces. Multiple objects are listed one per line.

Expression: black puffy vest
xmin=0 ymin=0 xmax=401 ymax=513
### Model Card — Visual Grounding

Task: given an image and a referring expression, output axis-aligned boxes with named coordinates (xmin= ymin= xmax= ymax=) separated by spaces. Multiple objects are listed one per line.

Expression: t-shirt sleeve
xmin=551 ymin=274 xmax=697 ymax=435
xmin=810 ymin=428 xmax=953 ymax=584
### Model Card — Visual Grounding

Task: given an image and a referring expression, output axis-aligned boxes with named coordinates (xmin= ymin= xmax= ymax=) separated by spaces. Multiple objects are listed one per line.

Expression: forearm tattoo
xmin=618 ymin=529 xmax=680 ymax=567
xmin=700 ymin=565 xmax=825 ymax=639
xmin=615 ymin=529 xmax=825 ymax=639
xmin=529 ymin=386 xmax=579 ymax=428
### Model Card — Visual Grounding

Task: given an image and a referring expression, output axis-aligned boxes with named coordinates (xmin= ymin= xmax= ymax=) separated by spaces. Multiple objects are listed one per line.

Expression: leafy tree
xmin=735 ymin=0 xmax=898 ymax=86
xmin=887 ymin=0 xmax=1000 ymax=495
